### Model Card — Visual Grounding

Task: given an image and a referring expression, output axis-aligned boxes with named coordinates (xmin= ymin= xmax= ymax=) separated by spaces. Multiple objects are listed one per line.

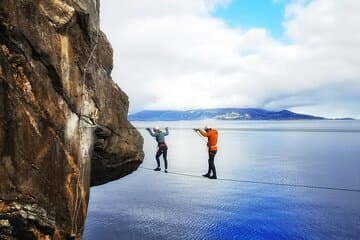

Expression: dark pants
xmin=207 ymin=150 xmax=217 ymax=177
xmin=156 ymin=144 xmax=168 ymax=169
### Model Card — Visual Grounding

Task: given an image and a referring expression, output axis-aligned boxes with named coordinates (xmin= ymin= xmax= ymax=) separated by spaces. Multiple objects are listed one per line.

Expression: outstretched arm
xmin=146 ymin=128 xmax=156 ymax=137
xmin=194 ymin=129 xmax=208 ymax=137
xmin=164 ymin=127 xmax=169 ymax=136
xmin=198 ymin=129 xmax=208 ymax=137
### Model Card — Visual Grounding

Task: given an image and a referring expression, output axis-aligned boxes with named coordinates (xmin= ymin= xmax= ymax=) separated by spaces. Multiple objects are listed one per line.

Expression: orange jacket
xmin=199 ymin=129 xmax=218 ymax=151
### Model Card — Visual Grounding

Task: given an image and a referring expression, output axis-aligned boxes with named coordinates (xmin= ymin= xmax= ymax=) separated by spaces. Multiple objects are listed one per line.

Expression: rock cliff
xmin=0 ymin=0 xmax=144 ymax=239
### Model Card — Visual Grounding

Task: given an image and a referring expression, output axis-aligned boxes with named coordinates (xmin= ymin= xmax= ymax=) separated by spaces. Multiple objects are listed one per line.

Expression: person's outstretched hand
xmin=146 ymin=128 xmax=150 ymax=131
xmin=194 ymin=128 xmax=199 ymax=131
xmin=165 ymin=127 xmax=169 ymax=131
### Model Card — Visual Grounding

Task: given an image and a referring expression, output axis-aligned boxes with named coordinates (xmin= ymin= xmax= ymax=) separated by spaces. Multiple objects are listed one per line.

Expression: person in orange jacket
xmin=194 ymin=126 xmax=218 ymax=179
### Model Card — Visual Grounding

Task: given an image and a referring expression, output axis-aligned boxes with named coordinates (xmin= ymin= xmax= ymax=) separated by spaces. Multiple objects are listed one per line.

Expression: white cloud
xmin=100 ymin=0 xmax=360 ymax=118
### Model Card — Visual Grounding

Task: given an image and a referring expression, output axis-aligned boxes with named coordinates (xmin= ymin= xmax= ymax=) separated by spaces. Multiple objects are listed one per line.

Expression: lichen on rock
xmin=0 ymin=0 xmax=144 ymax=239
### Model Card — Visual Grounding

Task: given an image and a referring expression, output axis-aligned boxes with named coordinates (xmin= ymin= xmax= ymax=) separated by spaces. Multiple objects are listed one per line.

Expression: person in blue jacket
xmin=146 ymin=127 xmax=169 ymax=173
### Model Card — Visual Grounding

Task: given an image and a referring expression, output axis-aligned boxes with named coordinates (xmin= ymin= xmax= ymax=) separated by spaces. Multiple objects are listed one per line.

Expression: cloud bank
xmin=100 ymin=0 xmax=360 ymax=118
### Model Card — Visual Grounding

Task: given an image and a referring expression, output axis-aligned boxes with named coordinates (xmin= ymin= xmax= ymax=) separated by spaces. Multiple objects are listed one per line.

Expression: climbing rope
xmin=141 ymin=127 xmax=360 ymax=194
xmin=58 ymin=125 xmax=360 ymax=133
xmin=72 ymin=17 xmax=100 ymax=236
xmin=135 ymin=126 xmax=360 ymax=133
xmin=138 ymin=166 xmax=360 ymax=193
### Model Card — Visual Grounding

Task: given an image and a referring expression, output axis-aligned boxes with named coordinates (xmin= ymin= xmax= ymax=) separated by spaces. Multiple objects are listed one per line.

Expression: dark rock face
xmin=0 ymin=0 xmax=144 ymax=239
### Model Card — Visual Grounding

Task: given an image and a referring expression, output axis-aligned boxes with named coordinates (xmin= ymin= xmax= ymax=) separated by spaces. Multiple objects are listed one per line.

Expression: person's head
xmin=154 ymin=126 xmax=160 ymax=133
xmin=204 ymin=126 xmax=210 ymax=132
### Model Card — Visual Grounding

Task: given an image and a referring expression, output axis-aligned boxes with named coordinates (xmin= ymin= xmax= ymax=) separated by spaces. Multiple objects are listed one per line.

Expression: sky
xmin=100 ymin=0 xmax=360 ymax=118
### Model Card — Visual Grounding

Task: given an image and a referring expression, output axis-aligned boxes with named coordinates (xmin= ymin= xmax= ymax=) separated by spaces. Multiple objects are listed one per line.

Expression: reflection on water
xmin=84 ymin=120 xmax=360 ymax=240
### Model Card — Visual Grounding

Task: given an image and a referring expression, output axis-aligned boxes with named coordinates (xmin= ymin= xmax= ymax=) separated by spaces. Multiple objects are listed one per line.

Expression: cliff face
xmin=0 ymin=0 xmax=144 ymax=239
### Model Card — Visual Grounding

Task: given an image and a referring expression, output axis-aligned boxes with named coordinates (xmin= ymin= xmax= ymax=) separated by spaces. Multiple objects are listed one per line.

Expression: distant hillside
xmin=128 ymin=108 xmax=326 ymax=121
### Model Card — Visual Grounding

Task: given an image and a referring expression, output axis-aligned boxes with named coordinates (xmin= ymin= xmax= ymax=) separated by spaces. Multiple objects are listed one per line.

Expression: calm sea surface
xmin=84 ymin=120 xmax=360 ymax=240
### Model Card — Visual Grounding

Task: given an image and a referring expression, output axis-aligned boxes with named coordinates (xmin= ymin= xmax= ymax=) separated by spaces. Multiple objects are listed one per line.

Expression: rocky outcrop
xmin=0 ymin=0 xmax=144 ymax=239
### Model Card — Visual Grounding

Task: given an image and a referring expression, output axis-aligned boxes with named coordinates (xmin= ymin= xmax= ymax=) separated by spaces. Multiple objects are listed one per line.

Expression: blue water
xmin=84 ymin=120 xmax=360 ymax=240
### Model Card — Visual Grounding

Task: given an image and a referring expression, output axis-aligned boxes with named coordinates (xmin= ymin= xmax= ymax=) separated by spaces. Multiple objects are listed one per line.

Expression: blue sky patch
xmin=214 ymin=0 xmax=290 ymax=39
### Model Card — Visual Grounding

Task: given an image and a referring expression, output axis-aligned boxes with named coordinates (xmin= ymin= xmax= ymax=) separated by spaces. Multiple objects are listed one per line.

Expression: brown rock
xmin=0 ymin=0 xmax=144 ymax=239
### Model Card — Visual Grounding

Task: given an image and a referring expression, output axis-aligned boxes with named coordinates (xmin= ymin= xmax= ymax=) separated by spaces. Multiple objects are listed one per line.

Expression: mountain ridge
xmin=128 ymin=108 xmax=328 ymax=121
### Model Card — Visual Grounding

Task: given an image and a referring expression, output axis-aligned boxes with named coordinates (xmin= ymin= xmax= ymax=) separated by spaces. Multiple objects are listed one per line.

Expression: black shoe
xmin=209 ymin=176 xmax=217 ymax=179
xmin=164 ymin=169 xmax=168 ymax=173
xmin=202 ymin=173 xmax=210 ymax=178
xmin=153 ymin=167 xmax=161 ymax=171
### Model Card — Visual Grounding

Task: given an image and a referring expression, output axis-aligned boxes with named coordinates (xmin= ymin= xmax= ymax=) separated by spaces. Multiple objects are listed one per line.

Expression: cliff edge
xmin=0 ymin=0 xmax=144 ymax=239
